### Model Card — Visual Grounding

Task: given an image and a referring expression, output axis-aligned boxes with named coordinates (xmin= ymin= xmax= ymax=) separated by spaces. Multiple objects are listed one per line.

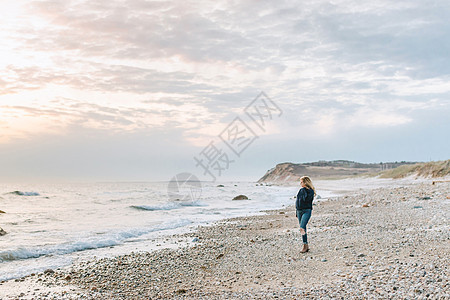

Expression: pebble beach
xmin=1 ymin=180 xmax=449 ymax=299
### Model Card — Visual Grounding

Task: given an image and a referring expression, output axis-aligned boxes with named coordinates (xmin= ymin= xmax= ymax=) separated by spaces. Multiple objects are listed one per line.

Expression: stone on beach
xmin=232 ymin=195 xmax=249 ymax=200
xmin=0 ymin=227 xmax=6 ymax=236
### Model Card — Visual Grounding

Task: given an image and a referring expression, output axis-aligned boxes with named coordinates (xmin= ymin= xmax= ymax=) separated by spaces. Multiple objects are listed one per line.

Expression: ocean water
xmin=0 ymin=181 xmax=310 ymax=281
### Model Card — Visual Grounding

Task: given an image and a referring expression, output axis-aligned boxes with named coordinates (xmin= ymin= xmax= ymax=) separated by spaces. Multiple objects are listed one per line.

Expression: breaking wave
xmin=0 ymin=219 xmax=192 ymax=263
xmin=8 ymin=191 xmax=40 ymax=196
xmin=130 ymin=201 xmax=207 ymax=211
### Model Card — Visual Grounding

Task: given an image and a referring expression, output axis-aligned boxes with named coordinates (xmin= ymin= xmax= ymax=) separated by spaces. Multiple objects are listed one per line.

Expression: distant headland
xmin=258 ymin=160 xmax=450 ymax=183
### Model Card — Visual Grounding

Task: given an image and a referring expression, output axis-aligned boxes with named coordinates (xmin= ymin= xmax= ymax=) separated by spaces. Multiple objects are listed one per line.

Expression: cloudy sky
xmin=0 ymin=0 xmax=449 ymax=182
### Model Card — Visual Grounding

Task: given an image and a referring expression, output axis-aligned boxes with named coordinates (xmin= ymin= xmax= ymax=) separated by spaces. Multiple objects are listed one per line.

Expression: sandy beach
xmin=1 ymin=179 xmax=449 ymax=299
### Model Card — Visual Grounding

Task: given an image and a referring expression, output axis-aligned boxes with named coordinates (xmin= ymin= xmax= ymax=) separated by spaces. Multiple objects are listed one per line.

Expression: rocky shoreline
xmin=1 ymin=181 xmax=449 ymax=299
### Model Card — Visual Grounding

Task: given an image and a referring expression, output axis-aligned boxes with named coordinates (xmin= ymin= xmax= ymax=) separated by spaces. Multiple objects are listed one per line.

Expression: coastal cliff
xmin=258 ymin=160 xmax=450 ymax=183
xmin=258 ymin=160 xmax=416 ymax=183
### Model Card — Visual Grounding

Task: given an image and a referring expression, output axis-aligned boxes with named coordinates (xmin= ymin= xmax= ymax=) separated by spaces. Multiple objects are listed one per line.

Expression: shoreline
xmin=0 ymin=181 xmax=298 ymax=282
xmin=1 ymin=180 xmax=449 ymax=299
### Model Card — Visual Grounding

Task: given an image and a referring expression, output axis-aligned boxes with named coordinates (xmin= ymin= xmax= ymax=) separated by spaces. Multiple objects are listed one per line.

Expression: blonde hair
xmin=300 ymin=176 xmax=316 ymax=196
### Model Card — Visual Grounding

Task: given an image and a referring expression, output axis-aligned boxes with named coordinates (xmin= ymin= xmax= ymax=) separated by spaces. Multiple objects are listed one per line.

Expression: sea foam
xmin=0 ymin=219 xmax=192 ymax=263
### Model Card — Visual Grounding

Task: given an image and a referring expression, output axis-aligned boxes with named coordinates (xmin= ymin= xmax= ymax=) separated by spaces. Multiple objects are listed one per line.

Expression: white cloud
xmin=0 ymin=97 xmax=223 ymax=144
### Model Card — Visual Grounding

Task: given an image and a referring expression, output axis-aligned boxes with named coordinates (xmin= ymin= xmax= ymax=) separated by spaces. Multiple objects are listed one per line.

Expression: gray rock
xmin=232 ymin=195 xmax=249 ymax=200
xmin=0 ymin=227 xmax=6 ymax=236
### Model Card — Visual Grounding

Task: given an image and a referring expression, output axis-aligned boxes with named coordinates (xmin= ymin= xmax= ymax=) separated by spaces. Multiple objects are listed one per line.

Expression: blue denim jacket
xmin=296 ymin=187 xmax=314 ymax=210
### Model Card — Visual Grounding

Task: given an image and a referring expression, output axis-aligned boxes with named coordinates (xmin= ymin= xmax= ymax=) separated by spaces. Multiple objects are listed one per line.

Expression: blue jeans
xmin=296 ymin=209 xmax=312 ymax=244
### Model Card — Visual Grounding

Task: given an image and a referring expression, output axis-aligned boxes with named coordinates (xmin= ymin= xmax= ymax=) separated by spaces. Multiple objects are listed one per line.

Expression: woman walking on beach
xmin=296 ymin=176 xmax=316 ymax=253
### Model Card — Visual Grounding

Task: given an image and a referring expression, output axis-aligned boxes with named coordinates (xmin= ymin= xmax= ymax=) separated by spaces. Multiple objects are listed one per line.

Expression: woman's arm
xmin=297 ymin=188 xmax=306 ymax=204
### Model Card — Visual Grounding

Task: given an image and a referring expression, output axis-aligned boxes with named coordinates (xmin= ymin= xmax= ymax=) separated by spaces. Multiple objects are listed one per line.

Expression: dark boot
xmin=300 ymin=244 xmax=309 ymax=253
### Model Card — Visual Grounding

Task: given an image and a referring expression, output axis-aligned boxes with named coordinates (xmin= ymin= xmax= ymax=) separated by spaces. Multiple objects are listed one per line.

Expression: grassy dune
xmin=379 ymin=160 xmax=450 ymax=179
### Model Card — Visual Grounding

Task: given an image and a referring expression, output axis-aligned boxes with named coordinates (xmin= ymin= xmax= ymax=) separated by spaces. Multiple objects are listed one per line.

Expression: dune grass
xmin=379 ymin=160 xmax=450 ymax=179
